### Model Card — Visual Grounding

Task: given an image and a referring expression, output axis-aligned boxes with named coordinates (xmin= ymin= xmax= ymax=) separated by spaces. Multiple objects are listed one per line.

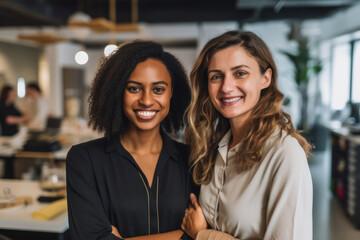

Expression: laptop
xmin=28 ymin=117 xmax=63 ymax=139
xmin=24 ymin=117 xmax=63 ymax=152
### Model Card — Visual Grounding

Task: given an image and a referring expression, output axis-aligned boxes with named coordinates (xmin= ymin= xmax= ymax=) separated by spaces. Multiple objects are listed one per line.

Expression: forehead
xmin=208 ymin=46 xmax=258 ymax=70
xmin=129 ymin=58 xmax=171 ymax=83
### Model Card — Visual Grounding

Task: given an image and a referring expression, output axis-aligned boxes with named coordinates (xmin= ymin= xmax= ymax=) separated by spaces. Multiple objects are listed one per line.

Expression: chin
xmin=219 ymin=111 xmax=241 ymax=119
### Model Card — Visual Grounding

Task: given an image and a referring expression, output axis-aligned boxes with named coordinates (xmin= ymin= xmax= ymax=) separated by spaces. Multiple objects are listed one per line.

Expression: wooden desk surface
xmin=14 ymin=151 xmax=55 ymax=159
xmin=0 ymin=179 xmax=68 ymax=233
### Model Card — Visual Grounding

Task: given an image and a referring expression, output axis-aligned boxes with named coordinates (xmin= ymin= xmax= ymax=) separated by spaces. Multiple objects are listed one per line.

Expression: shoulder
xmin=67 ymin=137 xmax=107 ymax=162
xmin=263 ymin=131 xmax=308 ymax=173
xmin=168 ymin=137 xmax=189 ymax=157
xmin=279 ymin=132 xmax=307 ymax=159
xmin=72 ymin=137 xmax=107 ymax=150
xmin=171 ymin=137 xmax=189 ymax=152
xmin=163 ymin=134 xmax=190 ymax=165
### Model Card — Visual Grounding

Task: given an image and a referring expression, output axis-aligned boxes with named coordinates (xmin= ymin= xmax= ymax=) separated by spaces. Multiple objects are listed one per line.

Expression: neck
xmin=120 ymin=125 xmax=163 ymax=154
xmin=229 ymin=118 xmax=249 ymax=149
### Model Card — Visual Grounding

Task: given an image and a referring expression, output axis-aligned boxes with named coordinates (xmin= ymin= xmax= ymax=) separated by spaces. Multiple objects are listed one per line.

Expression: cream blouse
xmin=199 ymin=129 xmax=313 ymax=240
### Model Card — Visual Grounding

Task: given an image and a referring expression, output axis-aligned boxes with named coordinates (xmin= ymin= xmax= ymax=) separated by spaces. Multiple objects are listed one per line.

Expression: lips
xmin=134 ymin=110 xmax=158 ymax=120
xmin=221 ymin=96 xmax=244 ymax=106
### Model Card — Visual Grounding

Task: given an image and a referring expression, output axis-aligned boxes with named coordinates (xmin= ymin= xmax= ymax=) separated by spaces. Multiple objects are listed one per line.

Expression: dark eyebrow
xmin=126 ymin=81 xmax=141 ymax=86
xmin=126 ymin=80 xmax=168 ymax=86
xmin=152 ymin=81 xmax=168 ymax=86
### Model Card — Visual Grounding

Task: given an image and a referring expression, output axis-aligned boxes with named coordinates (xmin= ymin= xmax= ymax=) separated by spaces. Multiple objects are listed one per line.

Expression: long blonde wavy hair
xmin=184 ymin=31 xmax=311 ymax=185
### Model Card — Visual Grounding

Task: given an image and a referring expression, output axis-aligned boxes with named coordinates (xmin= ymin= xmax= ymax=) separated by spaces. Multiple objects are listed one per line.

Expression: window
xmin=352 ymin=41 xmax=360 ymax=103
xmin=331 ymin=43 xmax=351 ymax=110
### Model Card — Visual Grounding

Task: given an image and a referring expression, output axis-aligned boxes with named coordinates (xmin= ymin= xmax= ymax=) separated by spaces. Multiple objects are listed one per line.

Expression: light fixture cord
xmin=110 ymin=0 xmax=116 ymax=23
xmin=132 ymin=0 xmax=138 ymax=23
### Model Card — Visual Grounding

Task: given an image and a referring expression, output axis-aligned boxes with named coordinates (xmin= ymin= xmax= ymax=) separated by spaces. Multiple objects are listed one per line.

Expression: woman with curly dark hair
xmin=181 ymin=31 xmax=312 ymax=239
xmin=66 ymin=40 xmax=196 ymax=240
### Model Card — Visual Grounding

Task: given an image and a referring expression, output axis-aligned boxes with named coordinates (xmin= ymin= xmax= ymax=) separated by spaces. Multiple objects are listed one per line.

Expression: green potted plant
xmin=280 ymin=26 xmax=322 ymax=133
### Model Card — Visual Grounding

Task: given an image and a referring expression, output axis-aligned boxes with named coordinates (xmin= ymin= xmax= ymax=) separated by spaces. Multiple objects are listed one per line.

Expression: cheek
xmin=122 ymin=94 xmax=130 ymax=109
xmin=163 ymin=94 xmax=172 ymax=110
xmin=122 ymin=93 xmax=135 ymax=112
xmin=207 ymin=84 xmax=217 ymax=102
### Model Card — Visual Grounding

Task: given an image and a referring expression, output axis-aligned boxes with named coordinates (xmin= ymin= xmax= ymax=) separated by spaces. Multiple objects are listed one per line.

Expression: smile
xmin=222 ymin=97 xmax=242 ymax=103
xmin=221 ymin=96 xmax=243 ymax=105
xmin=135 ymin=110 xmax=158 ymax=120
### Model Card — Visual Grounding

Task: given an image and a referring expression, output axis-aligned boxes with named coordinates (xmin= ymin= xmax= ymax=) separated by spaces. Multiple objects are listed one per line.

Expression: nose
xmin=220 ymin=75 xmax=235 ymax=93
xmin=139 ymin=90 xmax=154 ymax=107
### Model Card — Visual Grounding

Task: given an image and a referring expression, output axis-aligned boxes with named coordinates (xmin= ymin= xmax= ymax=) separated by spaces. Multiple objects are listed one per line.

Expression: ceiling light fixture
xmin=104 ymin=43 xmax=118 ymax=57
xmin=68 ymin=11 xmax=92 ymax=40
xmin=17 ymin=33 xmax=69 ymax=45
xmin=75 ymin=50 xmax=89 ymax=65
xmin=68 ymin=0 xmax=139 ymax=32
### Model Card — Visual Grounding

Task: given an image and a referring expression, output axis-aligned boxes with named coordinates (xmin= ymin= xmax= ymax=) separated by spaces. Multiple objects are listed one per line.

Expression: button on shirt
xmin=199 ymin=129 xmax=313 ymax=240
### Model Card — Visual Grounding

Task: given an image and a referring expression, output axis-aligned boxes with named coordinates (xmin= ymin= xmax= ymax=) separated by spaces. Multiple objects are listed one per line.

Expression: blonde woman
xmin=182 ymin=31 xmax=313 ymax=240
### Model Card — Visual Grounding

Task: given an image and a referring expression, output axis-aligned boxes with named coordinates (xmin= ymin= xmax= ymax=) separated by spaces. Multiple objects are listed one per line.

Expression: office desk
xmin=0 ymin=179 xmax=69 ymax=240
xmin=0 ymin=146 xmax=69 ymax=179
xmin=0 ymin=131 xmax=100 ymax=179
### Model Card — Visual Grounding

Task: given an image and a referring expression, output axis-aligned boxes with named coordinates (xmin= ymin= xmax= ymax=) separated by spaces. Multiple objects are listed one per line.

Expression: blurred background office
xmin=0 ymin=0 xmax=360 ymax=239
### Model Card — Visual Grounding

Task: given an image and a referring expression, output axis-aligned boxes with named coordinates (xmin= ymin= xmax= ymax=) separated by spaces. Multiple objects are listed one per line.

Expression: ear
xmin=261 ymin=68 xmax=272 ymax=90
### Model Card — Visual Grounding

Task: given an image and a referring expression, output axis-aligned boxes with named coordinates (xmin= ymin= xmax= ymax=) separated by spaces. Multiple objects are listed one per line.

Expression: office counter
xmin=0 ymin=130 xmax=101 ymax=179
xmin=329 ymin=124 xmax=360 ymax=229
xmin=0 ymin=179 xmax=68 ymax=240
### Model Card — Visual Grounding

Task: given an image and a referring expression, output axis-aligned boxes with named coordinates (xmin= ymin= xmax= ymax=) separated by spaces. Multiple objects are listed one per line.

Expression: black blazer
xmin=66 ymin=132 xmax=198 ymax=240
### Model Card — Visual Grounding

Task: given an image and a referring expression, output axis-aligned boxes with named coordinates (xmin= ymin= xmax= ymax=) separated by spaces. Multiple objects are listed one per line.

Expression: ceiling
xmin=0 ymin=0 xmax=359 ymax=27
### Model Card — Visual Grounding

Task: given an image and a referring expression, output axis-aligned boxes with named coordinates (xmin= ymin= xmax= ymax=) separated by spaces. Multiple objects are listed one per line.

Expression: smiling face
xmin=207 ymin=46 xmax=271 ymax=125
xmin=123 ymin=58 xmax=172 ymax=132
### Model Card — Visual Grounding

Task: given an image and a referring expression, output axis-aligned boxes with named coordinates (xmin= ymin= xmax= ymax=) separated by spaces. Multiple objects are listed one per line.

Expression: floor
xmin=310 ymin=146 xmax=360 ymax=240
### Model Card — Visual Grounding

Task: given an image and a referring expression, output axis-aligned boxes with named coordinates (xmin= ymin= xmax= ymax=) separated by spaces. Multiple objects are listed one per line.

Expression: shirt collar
xmin=105 ymin=131 xmax=181 ymax=162
xmin=161 ymin=130 xmax=182 ymax=162
xmin=218 ymin=130 xmax=232 ymax=149
xmin=218 ymin=129 xmax=243 ymax=164
xmin=217 ymin=130 xmax=231 ymax=164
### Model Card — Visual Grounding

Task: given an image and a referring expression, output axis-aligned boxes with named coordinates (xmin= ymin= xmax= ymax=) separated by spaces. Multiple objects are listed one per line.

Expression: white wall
xmin=44 ymin=42 xmax=83 ymax=116
xmin=243 ymin=21 xmax=301 ymax=127
xmin=0 ymin=41 xmax=40 ymax=96
xmin=197 ymin=22 xmax=239 ymax=53
xmin=164 ymin=47 xmax=197 ymax=76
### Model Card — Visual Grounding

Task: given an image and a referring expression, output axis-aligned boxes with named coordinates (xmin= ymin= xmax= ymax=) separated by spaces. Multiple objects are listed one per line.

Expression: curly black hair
xmin=88 ymin=40 xmax=191 ymax=138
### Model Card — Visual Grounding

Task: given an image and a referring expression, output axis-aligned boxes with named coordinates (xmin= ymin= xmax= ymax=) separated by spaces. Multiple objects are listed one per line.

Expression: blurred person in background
xmin=0 ymin=85 xmax=30 ymax=136
xmin=20 ymin=82 xmax=48 ymax=131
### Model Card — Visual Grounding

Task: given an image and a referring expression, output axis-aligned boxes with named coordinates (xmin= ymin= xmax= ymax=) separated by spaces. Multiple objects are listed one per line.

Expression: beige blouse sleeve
xmin=196 ymin=229 xmax=238 ymax=240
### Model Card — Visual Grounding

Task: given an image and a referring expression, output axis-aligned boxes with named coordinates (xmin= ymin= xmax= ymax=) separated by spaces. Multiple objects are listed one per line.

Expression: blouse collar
xmin=105 ymin=130 xmax=182 ymax=163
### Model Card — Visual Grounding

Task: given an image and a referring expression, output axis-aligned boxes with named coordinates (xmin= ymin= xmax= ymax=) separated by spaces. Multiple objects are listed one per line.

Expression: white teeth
xmin=222 ymin=97 xmax=241 ymax=103
xmin=136 ymin=111 xmax=156 ymax=117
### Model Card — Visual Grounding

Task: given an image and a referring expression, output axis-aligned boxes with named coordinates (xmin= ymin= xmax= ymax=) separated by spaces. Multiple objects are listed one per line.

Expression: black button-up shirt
xmin=0 ymin=104 xmax=21 ymax=136
xmin=66 ymin=132 xmax=197 ymax=240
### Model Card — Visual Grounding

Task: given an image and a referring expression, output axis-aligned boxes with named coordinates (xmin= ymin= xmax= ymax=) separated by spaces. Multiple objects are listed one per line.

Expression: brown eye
xmin=127 ymin=86 xmax=141 ymax=92
xmin=153 ymin=87 xmax=165 ymax=94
